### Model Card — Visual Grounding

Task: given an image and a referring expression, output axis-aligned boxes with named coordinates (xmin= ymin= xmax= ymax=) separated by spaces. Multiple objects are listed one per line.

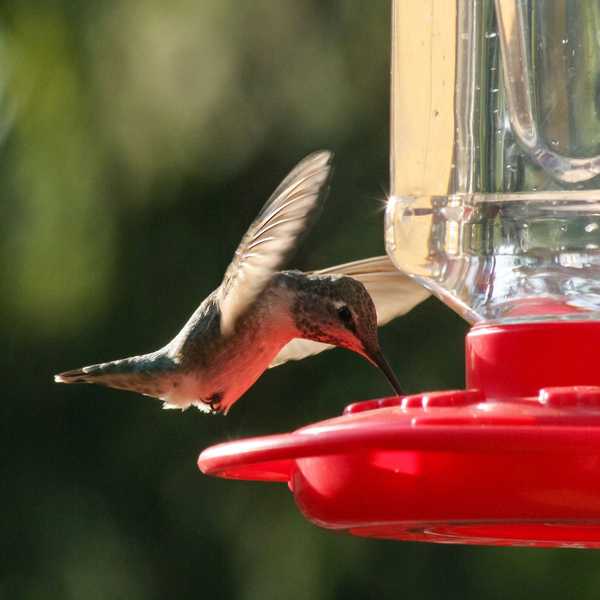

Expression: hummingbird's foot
xmin=207 ymin=391 xmax=223 ymax=415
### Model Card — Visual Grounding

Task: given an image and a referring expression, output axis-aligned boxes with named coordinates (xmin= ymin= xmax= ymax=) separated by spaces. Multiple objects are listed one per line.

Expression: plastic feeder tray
xmin=199 ymin=321 xmax=600 ymax=548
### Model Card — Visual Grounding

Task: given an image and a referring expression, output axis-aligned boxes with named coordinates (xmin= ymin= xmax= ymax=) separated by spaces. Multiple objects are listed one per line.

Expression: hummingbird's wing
xmin=218 ymin=151 xmax=334 ymax=335
xmin=269 ymin=255 xmax=430 ymax=367
xmin=269 ymin=338 xmax=334 ymax=368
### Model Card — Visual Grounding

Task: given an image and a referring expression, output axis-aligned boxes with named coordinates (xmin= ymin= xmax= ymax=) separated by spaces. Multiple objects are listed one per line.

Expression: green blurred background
xmin=3 ymin=2 xmax=599 ymax=599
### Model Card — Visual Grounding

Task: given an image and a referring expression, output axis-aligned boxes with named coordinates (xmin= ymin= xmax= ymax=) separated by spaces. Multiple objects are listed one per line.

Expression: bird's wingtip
xmin=54 ymin=374 xmax=65 ymax=383
xmin=313 ymin=149 xmax=334 ymax=165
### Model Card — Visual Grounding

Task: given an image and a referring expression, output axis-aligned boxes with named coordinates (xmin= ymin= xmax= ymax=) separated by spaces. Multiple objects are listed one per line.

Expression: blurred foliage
xmin=1 ymin=2 xmax=592 ymax=600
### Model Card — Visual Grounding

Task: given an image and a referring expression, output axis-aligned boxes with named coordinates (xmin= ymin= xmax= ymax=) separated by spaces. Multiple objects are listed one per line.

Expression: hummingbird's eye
xmin=337 ymin=305 xmax=353 ymax=324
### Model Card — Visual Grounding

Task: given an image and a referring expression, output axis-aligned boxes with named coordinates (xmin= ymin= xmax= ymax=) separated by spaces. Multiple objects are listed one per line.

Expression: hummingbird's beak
xmin=363 ymin=345 xmax=404 ymax=397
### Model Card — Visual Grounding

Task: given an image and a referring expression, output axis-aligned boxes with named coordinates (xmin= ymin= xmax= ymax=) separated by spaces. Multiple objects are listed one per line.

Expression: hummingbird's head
xmin=292 ymin=274 xmax=403 ymax=396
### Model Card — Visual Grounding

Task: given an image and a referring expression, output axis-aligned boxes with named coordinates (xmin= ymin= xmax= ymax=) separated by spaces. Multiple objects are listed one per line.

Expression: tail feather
xmin=54 ymin=352 xmax=176 ymax=397
xmin=54 ymin=367 xmax=100 ymax=384
xmin=55 ymin=356 xmax=143 ymax=384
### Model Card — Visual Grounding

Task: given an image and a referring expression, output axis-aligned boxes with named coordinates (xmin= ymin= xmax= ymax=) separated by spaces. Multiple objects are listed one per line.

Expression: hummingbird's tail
xmin=54 ymin=351 xmax=177 ymax=397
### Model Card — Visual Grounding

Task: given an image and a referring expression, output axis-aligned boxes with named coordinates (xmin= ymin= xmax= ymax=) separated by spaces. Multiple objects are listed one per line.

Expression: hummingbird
xmin=55 ymin=151 xmax=429 ymax=414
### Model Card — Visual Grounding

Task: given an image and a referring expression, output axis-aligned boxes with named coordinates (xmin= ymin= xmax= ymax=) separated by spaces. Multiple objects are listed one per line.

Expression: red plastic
xmin=198 ymin=321 xmax=600 ymax=548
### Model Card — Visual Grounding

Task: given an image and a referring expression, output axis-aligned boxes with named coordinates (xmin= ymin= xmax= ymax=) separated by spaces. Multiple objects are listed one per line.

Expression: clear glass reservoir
xmin=386 ymin=0 xmax=600 ymax=323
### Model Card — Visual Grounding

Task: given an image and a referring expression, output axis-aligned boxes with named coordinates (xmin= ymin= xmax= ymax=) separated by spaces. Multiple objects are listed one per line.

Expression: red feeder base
xmin=198 ymin=321 xmax=600 ymax=548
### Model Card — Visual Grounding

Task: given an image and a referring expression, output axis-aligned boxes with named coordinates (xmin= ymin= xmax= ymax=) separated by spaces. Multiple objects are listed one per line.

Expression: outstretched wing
xmin=269 ymin=255 xmax=430 ymax=367
xmin=218 ymin=151 xmax=334 ymax=335
xmin=269 ymin=338 xmax=334 ymax=368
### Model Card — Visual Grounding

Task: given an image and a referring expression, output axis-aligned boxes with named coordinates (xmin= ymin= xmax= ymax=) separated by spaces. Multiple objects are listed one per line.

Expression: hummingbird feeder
xmin=199 ymin=0 xmax=600 ymax=549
